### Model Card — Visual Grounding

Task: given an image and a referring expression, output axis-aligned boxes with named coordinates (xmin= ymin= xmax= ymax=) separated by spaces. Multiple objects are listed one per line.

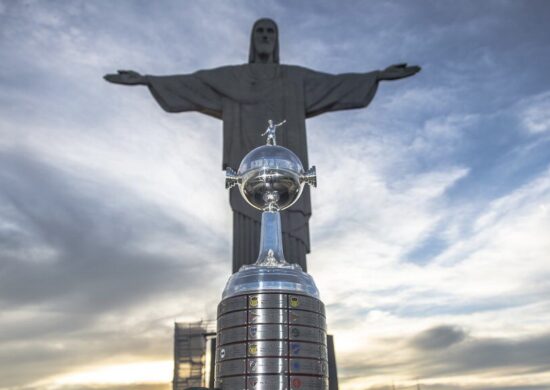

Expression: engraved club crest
xmin=250 ymin=296 xmax=259 ymax=307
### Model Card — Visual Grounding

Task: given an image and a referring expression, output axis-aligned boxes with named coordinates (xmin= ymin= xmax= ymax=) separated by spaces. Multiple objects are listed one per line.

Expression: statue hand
xmin=103 ymin=70 xmax=146 ymax=85
xmin=378 ymin=63 xmax=421 ymax=81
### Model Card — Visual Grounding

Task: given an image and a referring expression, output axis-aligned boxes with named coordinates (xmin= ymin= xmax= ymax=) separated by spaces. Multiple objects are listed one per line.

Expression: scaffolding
xmin=172 ymin=321 xmax=212 ymax=390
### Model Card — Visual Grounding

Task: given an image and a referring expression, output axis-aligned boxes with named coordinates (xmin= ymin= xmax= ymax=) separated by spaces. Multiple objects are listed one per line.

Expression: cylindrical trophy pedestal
xmin=215 ymin=292 xmax=328 ymax=390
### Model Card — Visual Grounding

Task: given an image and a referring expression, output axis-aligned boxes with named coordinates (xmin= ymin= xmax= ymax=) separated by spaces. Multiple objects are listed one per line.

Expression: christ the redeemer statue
xmin=105 ymin=18 xmax=420 ymax=273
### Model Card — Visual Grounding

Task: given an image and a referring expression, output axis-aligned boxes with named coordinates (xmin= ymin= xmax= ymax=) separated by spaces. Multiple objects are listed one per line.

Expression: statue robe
xmin=145 ymin=64 xmax=379 ymax=273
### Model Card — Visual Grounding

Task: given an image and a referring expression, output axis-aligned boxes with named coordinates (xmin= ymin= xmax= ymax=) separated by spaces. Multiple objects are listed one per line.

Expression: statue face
xmin=253 ymin=19 xmax=277 ymax=57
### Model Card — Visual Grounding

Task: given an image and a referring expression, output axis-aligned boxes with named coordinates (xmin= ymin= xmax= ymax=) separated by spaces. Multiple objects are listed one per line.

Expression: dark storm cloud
xmin=412 ymin=325 xmax=467 ymax=350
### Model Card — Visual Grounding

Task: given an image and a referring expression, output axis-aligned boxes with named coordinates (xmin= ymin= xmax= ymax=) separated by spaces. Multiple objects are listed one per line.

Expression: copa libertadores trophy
xmin=216 ymin=120 xmax=327 ymax=390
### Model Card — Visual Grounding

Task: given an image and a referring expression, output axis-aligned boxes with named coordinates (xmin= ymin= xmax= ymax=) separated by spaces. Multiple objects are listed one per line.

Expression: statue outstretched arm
xmin=304 ymin=69 xmax=379 ymax=117
xmin=377 ymin=63 xmax=421 ymax=81
xmin=104 ymin=70 xmax=147 ymax=85
xmin=303 ymin=63 xmax=420 ymax=118
xmin=104 ymin=69 xmax=223 ymax=118
xmin=275 ymin=119 xmax=287 ymax=127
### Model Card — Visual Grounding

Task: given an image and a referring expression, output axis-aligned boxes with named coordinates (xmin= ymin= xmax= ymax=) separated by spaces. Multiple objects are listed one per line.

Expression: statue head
xmin=268 ymin=119 xmax=273 ymax=126
xmin=249 ymin=18 xmax=279 ymax=64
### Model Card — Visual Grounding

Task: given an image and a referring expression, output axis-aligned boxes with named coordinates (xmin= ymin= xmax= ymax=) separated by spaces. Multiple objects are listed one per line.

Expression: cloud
xmin=403 ymin=330 xmax=550 ymax=388
xmin=309 ymin=143 xmax=550 ymax=389
xmin=0 ymin=148 xmax=226 ymax=386
xmin=0 ymin=148 xmax=221 ymax=306
xmin=336 ymin=329 xmax=550 ymax=389
xmin=518 ymin=91 xmax=550 ymax=134
xmin=412 ymin=325 xmax=467 ymax=350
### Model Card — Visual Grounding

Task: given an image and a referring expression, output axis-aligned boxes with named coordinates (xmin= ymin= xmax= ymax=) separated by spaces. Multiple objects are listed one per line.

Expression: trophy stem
xmin=255 ymin=210 xmax=287 ymax=266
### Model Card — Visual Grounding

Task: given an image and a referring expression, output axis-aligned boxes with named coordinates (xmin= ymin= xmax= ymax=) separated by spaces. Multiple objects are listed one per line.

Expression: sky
xmin=1 ymin=0 xmax=550 ymax=389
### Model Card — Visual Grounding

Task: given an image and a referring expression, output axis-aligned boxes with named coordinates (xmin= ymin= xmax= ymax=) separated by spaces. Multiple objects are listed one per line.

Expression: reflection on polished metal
xmin=216 ymin=122 xmax=328 ymax=389
xmin=225 ymin=127 xmax=316 ymax=213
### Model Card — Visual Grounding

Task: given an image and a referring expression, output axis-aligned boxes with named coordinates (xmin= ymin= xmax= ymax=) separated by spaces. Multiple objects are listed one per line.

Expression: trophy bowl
xmin=227 ymin=145 xmax=316 ymax=211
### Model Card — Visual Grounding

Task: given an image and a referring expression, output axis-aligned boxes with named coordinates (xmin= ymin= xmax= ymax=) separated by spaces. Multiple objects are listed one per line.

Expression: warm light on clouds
xmin=49 ymin=360 xmax=172 ymax=386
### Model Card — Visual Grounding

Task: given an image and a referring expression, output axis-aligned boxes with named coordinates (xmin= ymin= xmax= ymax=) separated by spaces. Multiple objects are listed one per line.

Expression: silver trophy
xmin=216 ymin=121 xmax=328 ymax=390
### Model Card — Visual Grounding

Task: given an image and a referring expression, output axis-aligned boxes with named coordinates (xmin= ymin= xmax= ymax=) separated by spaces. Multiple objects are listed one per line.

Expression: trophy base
xmin=215 ymin=290 xmax=328 ymax=390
